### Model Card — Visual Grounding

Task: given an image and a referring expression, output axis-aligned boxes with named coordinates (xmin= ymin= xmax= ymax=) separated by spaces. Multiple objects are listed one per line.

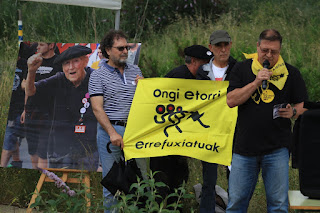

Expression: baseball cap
xmin=210 ymin=30 xmax=231 ymax=45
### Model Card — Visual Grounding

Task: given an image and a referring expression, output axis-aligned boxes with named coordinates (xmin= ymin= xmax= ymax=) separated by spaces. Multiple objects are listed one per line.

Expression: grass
xmin=1 ymin=0 xmax=320 ymax=211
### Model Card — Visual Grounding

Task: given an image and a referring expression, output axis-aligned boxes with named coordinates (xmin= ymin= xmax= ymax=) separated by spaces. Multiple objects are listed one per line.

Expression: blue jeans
xmin=200 ymin=161 xmax=218 ymax=213
xmin=97 ymin=123 xmax=124 ymax=213
xmin=3 ymin=115 xmax=24 ymax=151
xmin=97 ymin=123 xmax=148 ymax=213
xmin=226 ymin=148 xmax=289 ymax=213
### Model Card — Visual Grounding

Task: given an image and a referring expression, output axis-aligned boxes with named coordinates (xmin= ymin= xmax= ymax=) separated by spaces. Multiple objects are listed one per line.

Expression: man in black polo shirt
xmin=150 ymin=44 xmax=212 ymax=208
xmin=25 ymin=45 xmax=99 ymax=170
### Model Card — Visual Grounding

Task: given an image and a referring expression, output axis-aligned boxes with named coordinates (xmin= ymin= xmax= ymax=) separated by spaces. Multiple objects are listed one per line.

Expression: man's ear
xmin=82 ymin=56 xmax=89 ymax=66
xmin=49 ymin=43 xmax=55 ymax=50
xmin=105 ymin=48 xmax=111 ymax=58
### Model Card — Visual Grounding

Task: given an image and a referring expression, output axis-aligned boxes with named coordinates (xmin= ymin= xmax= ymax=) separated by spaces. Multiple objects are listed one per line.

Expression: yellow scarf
xmin=243 ymin=53 xmax=288 ymax=90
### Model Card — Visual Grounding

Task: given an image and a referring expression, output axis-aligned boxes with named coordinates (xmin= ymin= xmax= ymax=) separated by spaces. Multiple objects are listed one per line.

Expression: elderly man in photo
xmin=89 ymin=30 xmax=145 ymax=212
xmin=25 ymin=45 xmax=99 ymax=170
xmin=226 ymin=29 xmax=308 ymax=212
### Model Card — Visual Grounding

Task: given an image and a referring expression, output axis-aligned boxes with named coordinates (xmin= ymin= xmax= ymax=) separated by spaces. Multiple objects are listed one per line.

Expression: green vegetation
xmin=0 ymin=0 xmax=320 ymax=212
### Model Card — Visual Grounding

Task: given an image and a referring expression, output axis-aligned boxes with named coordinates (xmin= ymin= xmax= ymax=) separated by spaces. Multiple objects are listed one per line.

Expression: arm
xmin=90 ymin=95 xmax=124 ymax=149
xmin=227 ymin=67 xmax=272 ymax=108
xmin=20 ymin=93 xmax=28 ymax=124
xmin=25 ymin=53 xmax=42 ymax=96
xmin=278 ymin=102 xmax=306 ymax=119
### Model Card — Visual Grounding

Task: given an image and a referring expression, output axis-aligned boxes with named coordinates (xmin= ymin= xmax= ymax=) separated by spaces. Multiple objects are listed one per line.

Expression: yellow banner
xmin=123 ymin=78 xmax=238 ymax=166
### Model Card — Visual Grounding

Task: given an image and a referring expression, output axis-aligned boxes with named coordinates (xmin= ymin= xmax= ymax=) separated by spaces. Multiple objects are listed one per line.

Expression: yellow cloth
xmin=123 ymin=78 xmax=238 ymax=166
xmin=91 ymin=60 xmax=100 ymax=69
xmin=243 ymin=52 xmax=288 ymax=90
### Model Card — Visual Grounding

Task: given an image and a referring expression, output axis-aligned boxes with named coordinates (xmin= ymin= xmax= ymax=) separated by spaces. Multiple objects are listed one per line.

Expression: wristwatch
xmin=292 ymin=107 xmax=297 ymax=118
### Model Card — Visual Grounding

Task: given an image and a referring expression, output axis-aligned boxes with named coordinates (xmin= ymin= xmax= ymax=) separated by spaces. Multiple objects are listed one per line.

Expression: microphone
xmin=262 ymin=60 xmax=270 ymax=89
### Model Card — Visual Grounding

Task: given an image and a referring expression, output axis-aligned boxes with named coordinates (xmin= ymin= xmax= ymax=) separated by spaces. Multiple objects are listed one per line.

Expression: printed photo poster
xmin=1 ymin=41 xmax=141 ymax=171
xmin=123 ymin=78 xmax=238 ymax=166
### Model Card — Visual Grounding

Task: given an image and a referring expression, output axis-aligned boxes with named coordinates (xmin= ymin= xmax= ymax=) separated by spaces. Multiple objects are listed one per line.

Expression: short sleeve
xmin=227 ymin=61 xmax=245 ymax=93
xmin=89 ymin=69 xmax=104 ymax=97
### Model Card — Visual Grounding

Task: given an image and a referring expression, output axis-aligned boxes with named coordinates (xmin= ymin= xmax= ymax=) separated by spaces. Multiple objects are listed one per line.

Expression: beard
xmin=111 ymin=54 xmax=127 ymax=67
xmin=117 ymin=58 xmax=127 ymax=66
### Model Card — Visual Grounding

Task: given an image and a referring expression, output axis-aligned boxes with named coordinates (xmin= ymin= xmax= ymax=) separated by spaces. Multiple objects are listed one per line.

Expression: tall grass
xmin=0 ymin=0 xmax=319 ymax=211
xmin=140 ymin=0 xmax=320 ymax=101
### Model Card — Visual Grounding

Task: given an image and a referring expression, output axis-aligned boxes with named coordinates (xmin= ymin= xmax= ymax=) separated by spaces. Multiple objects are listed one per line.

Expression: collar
xmin=243 ymin=52 xmax=288 ymax=90
xmin=102 ymin=61 xmax=127 ymax=72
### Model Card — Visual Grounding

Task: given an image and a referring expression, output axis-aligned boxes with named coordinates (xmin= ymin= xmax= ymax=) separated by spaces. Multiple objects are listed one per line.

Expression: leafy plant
xmin=30 ymin=186 xmax=105 ymax=213
xmin=112 ymin=171 xmax=194 ymax=213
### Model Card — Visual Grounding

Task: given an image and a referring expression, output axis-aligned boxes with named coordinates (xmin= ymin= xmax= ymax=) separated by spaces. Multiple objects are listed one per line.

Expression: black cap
xmin=184 ymin=45 xmax=213 ymax=60
xmin=54 ymin=45 xmax=92 ymax=64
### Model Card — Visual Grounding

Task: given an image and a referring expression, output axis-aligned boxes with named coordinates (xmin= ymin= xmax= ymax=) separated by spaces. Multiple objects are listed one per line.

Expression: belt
xmin=110 ymin=120 xmax=127 ymax=127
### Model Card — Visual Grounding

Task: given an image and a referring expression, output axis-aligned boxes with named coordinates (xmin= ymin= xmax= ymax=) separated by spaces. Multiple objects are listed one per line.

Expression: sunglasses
xmin=112 ymin=45 xmax=130 ymax=51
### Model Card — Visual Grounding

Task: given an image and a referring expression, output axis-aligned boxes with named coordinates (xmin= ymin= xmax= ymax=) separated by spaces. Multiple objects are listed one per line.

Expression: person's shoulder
xmin=284 ymin=62 xmax=299 ymax=72
xmin=234 ymin=58 xmax=252 ymax=67
xmin=126 ymin=64 xmax=142 ymax=75
xmin=86 ymin=66 xmax=95 ymax=75
xmin=126 ymin=63 xmax=140 ymax=70
xmin=165 ymin=65 xmax=188 ymax=78
xmin=229 ymin=56 xmax=238 ymax=64
xmin=196 ymin=62 xmax=211 ymax=80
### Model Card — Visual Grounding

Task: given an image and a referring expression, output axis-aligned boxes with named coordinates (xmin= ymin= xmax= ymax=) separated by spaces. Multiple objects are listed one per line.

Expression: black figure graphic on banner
xmin=154 ymin=104 xmax=210 ymax=137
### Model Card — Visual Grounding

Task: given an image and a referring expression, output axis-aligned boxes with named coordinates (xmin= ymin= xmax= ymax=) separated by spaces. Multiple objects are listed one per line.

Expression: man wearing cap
xmin=25 ymin=45 xmax=99 ymax=170
xmin=197 ymin=30 xmax=237 ymax=213
xmin=89 ymin=30 xmax=145 ymax=212
xmin=226 ymin=29 xmax=307 ymax=212
xmin=149 ymin=44 xmax=212 ymax=208
xmin=165 ymin=44 xmax=212 ymax=79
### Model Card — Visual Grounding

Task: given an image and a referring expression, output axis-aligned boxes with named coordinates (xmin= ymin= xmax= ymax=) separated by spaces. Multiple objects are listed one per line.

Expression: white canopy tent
xmin=22 ymin=0 xmax=122 ymax=29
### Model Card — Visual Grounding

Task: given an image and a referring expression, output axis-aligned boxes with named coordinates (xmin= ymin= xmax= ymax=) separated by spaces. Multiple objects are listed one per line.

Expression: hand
xmin=110 ymin=132 xmax=124 ymax=149
xmin=20 ymin=110 xmax=26 ymax=124
xmin=255 ymin=68 xmax=272 ymax=86
xmin=27 ymin=53 xmax=43 ymax=74
xmin=278 ymin=104 xmax=294 ymax=118
xmin=134 ymin=75 xmax=144 ymax=85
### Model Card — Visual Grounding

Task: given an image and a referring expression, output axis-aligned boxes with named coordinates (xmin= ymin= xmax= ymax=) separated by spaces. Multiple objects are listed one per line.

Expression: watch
xmin=292 ymin=107 xmax=297 ymax=118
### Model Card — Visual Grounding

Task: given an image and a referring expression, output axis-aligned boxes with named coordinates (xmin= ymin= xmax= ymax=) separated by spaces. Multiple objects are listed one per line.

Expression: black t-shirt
xmin=34 ymin=67 xmax=97 ymax=156
xmin=25 ymin=55 xmax=62 ymax=112
xmin=227 ymin=59 xmax=308 ymax=156
xmin=7 ymin=58 xmax=28 ymax=120
xmin=165 ymin=65 xmax=196 ymax=79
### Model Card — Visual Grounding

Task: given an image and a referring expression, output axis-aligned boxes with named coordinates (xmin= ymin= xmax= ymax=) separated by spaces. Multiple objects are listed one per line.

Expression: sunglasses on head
xmin=112 ymin=45 xmax=130 ymax=51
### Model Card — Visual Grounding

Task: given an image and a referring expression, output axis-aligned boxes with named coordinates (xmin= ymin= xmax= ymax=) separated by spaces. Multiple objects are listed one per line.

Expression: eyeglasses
xmin=112 ymin=46 xmax=130 ymax=52
xmin=259 ymin=46 xmax=280 ymax=55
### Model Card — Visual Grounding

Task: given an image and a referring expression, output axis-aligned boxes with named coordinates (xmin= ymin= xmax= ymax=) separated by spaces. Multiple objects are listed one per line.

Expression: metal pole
xmin=115 ymin=10 xmax=120 ymax=30
xmin=18 ymin=9 xmax=23 ymax=45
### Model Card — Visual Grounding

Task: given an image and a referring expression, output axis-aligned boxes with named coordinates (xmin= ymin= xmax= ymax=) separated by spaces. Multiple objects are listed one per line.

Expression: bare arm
xmin=227 ymin=68 xmax=272 ymax=108
xmin=25 ymin=53 xmax=42 ymax=96
xmin=90 ymin=95 xmax=124 ymax=149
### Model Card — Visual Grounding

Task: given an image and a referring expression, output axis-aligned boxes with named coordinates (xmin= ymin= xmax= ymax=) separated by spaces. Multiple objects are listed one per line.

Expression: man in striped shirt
xmin=89 ymin=30 xmax=144 ymax=212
